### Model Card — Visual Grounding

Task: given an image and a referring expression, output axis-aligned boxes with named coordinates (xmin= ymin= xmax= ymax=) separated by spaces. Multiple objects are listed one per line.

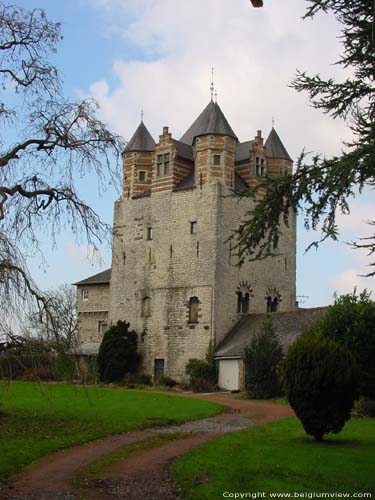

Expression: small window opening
xmin=82 ymin=289 xmax=89 ymax=301
xmin=138 ymin=170 xmax=147 ymax=182
xmin=98 ymin=320 xmax=108 ymax=334
xmin=237 ymin=292 xmax=250 ymax=314
xmin=213 ymin=154 xmax=221 ymax=166
xmin=142 ymin=296 xmax=151 ymax=318
xmin=260 ymin=158 xmax=265 ymax=176
xmin=266 ymin=296 xmax=279 ymax=313
xmin=255 ymin=156 xmax=260 ymax=176
xmin=146 ymin=227 xmax=153 ymax=240
xmin=196 ymin=241 xmax=199 ymax=257
xmin=188 ymin=296 xmax=199 ymax=324
xmin=190 ymin=221 xmax=197 ymax=234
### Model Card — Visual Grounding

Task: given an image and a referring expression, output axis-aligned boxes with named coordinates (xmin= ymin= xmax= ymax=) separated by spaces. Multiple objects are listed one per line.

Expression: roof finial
xmin=272 ymin=115 xmax=275 ymax=129
xmin=214 ymin=89 xmax=218 ymax=103
xmin=141 ymin=109 xmax=144 ymax=122
xmin=210 ymin=67 xmax=215 ymax=101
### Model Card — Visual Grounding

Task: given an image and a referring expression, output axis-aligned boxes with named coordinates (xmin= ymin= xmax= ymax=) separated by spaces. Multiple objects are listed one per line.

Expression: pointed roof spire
xmin=125 ymin=121 xmax=155 ymax=152
xmin=210 ymin=67 xmax=215 ymax=101
xmin=180 ymin=100 xmax=237 ymax=145
xmin=265 ymin=127 xmax=292 ymax=161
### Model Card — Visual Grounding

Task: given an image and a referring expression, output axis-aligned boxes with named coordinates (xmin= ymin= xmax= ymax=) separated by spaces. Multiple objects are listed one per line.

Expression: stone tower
xmin=106 ymin=99 xmax=296 ymax=382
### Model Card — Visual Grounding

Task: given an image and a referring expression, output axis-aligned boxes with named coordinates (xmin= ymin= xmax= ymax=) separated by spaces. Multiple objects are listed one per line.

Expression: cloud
xmin=330 ymin=267 xmax=375 ymax=297
xmin=84 ymin=0 xmax=352 ymax=160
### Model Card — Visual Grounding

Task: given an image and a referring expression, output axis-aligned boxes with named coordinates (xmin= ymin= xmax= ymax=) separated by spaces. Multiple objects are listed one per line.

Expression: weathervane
xmin=210 ymin=67 xmax=215 ymax=101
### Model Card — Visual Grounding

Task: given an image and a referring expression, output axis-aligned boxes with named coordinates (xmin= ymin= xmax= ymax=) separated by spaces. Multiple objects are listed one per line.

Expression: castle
xmin=74 ymin=97 xmax=297 ymax=386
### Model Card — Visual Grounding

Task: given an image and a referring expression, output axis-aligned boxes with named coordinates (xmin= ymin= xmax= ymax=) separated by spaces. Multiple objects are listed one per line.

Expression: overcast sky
xmin=21 ymin=0 xmax=374 ymax=306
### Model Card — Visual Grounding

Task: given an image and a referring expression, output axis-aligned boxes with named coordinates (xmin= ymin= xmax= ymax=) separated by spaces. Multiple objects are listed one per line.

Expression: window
xmin=260 ymin=158 xmax=265 ymax=176
xmin=82 ymin=289 xmax=89 ymax=301
xmin=188 ymin=296 xmax=199 ymax=324
xmin=141 ymin=297 xmax=151 ymax=318
xmin=146 ymin=227 xmax=153 ymax=240
xmin=138 ymin=170 xmax=147 ymax=182
xmin=255 ymin=156 xmax=260 ymax=176
xmin=266 ymin=296 xmax=279 ymax=313
xmin=213 ymin=154 xmax=221 ymax=166
xmin=156 ymin=153 xmax=170 ymax=176
xmin=237 ymin=292 xmax=250 ymax=314
xmin=190 ymin=221 xmax=197 ymax=234
xmin=98 ymin=320 xmax=108 ymax=333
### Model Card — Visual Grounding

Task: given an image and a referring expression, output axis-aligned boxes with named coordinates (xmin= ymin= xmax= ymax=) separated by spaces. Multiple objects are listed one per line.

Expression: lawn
xmin=0 ymin=381 xmax=221 ymax=479
xmin=171 ymin=417 xmax=375 ymax=499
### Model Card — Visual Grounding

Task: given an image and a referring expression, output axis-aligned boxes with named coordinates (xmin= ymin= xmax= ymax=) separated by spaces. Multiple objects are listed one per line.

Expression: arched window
xmin=188 ymin=296 xmax=199 ymax=324
xmin=141 ymin=296 xmax=151 ymax=318
xmin=236 ymin=282 xmax=253 ymax=314
xmin=265 ymin=288 xmax=281 ymax=313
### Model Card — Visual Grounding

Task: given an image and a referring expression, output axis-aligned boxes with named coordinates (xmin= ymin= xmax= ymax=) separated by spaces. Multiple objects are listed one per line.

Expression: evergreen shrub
xmin=284 ymin=334 xmax=357 ymax=441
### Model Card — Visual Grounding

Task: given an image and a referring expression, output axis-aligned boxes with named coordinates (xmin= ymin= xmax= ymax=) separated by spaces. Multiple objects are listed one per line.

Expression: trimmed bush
xmin=284 ymin=335 xmax=357 ymax=441
xmin=97 ymin=321 xmax=141 ymax=383
xmin=244 ymin=317 xmax=283 ymax=399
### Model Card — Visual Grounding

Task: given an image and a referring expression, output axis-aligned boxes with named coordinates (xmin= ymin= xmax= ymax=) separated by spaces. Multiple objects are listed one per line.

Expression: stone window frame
xmin=82 ymin=289 xmax=89 ymax=301
xmin=141 ymin=296 xmax=151 ymax=318
xmin=146 ymin=226 xmax=153 ymax=241
xmin=187 ymin=296 xmax=200 ymax=325
xmin=190 ymin=221 xmax=197 ymax=234
xmin=98 ymin=320 xmax=108 ymax=334
xmin=236 ymin=281 xmax=254 ymax=314
xmin=265 ymin=287 xmax=282 ymax=313
xmin=255 ymin=156 xmax=267 ymax=177
xmin=213 ymin=154 xmax=221 ymax=166
xmin=156 ymin=153 xmax=170 ymax=177
xmin=138 ymin=170 xmax=147 ymax=182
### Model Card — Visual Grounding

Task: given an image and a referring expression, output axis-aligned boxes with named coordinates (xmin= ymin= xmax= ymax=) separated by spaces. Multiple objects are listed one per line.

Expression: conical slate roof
xmin=180 ymin=100 xmax=237 ymax=145
xmin=125 ymin=121 xmax=155 ymax=152
xmin=265 ymin=128 xmax=292 ymax=161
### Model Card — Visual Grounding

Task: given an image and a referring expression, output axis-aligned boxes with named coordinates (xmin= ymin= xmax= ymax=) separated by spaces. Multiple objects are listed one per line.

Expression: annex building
xmin=74 ymin=97 xmax=312 ymax=389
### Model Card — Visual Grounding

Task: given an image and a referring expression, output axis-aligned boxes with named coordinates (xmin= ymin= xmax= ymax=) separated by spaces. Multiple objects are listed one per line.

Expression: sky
xmin=18 ymin=0 xmax=375 ymax=307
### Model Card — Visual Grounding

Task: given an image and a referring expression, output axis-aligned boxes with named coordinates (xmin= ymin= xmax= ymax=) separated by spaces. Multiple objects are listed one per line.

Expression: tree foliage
xmin=0 ymin=2 xmax=124 ymax=319
xmin=284 ymin=334 xmax=357 ymax=441
xmin=235 ymin=0 xmax=375 ymax=275
xmin=97 ymin=321 xmax=141 ymax=383
xmin=308 ymin=289 xmax=375 ymax=399
xmin=244 ymin=317 xmax=283 ymax=399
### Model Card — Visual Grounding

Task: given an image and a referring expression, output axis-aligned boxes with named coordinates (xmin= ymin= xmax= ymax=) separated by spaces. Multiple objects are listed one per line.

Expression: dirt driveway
xmin=3 ymin=392 xmax=294 ymax=500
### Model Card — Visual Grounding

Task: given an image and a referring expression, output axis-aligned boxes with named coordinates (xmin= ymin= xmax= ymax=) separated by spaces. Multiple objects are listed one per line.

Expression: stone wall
xmin=76 ymin=283 xmax=110 ymax=344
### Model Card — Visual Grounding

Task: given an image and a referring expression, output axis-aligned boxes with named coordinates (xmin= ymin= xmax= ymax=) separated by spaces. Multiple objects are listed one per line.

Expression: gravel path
xmin=2 ymin=393 xmax=294 ymax=500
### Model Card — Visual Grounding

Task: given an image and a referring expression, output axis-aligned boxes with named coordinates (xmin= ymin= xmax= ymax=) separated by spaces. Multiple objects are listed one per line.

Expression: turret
xmin=123 ymin=121 xmax=155 ymax=198
xmin=180 ymin=100 xmax=237 ymax=189
xmin=265 ymin=127 xmax=293 ymax=177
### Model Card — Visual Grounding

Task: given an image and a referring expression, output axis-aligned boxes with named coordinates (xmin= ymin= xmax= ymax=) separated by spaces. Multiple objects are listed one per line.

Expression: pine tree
xmin=235 ymin=0 xmax=375 ymax=276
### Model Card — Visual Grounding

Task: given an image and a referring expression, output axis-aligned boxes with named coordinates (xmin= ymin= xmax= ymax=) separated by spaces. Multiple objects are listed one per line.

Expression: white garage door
xmin=218 ymin=359 xmax=240 ymax=391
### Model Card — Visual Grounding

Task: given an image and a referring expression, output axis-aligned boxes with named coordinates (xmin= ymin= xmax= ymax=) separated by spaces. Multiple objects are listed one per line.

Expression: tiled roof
xmin=180 ymin=100 xmax=237 ymax=145
xmin=234 ymin=172 xmax=248 ymax=193
xmin=235 ymin=140 xmax=254 ymax=163
xmin=175 ymin=140 xmax=194 ymax=161
xmin=173 ymin=169 xmax=196 ymax=191
xmin=265 ymin=128 xmax=292 ymax=161
xmin=125 ymin=121 xmax=156 ymax=152
xmin=73 ymin=268 xmax=111 ymax=286
xmin=214 ymin=307 xmax=329 ymax=358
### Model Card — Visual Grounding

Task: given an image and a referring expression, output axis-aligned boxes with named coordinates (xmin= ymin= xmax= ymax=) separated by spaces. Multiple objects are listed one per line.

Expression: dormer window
xmin=138 ymin=171 xmax=147 ymax=182
xmin=157 ymin=153 xmax=170 ymax=177
xmin=213 ymin=154 xmax=221 ymax=166
xmin=255 ymin=157 xmax=266 ymax=176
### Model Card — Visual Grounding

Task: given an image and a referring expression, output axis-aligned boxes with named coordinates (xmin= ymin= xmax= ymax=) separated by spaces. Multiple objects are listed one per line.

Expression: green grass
xmin=0 ymin=381 xmax=221 ymax=480
xmin=171 ymin=417 xmax=375 ymax=499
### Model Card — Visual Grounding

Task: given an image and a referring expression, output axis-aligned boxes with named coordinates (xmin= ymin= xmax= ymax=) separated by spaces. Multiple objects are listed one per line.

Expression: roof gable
xmin=180 ymin=100 xmax=237 ymax=145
